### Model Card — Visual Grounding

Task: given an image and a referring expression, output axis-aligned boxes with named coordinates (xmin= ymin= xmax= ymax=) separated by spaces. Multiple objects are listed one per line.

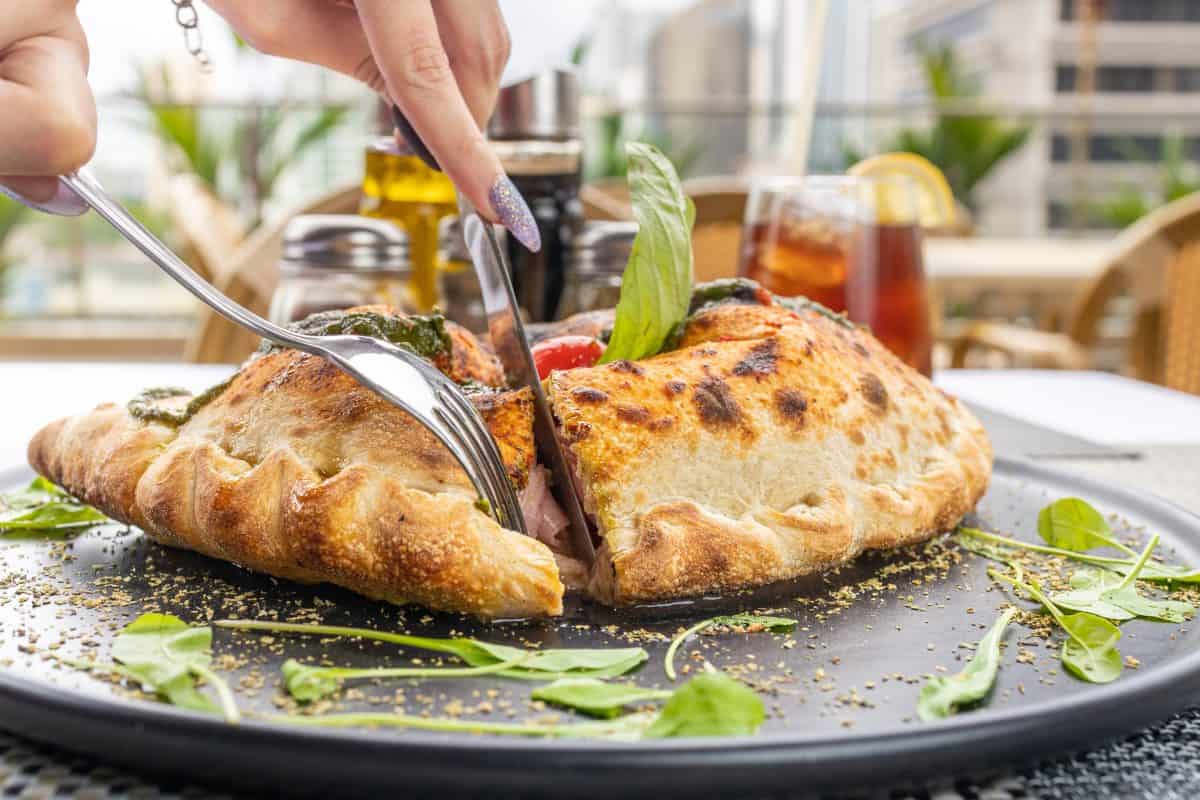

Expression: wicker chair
xmin=166 ymin=174 xmax=245 ymax=283
xmin=684 ymin=177 xmax=748 ymax=283
xmin=581 ymin=177 xmax=748 ymax=282
xmin=185 ymin=184 xmax=362 ymax=364
xmin=948 ymin=191 xmax=1200 ymax=395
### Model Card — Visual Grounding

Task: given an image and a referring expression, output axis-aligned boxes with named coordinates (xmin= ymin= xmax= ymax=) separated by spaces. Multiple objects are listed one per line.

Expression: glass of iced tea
xmin=739 ymin=176 xmax=933 ymax=375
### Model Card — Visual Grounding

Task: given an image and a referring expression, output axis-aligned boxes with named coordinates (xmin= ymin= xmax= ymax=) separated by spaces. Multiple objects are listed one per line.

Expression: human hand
xmin=0 ymin=0 xmax=95 ymax=214
xmin=206 ymin=0 xmax=540 ymax=250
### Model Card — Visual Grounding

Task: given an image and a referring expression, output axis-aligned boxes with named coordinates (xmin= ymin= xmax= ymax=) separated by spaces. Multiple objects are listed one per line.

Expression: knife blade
xmin=458 ymin=199 xmax=597 ymax=567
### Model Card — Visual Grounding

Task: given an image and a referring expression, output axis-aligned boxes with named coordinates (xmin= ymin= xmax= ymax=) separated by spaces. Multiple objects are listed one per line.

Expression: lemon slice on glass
xmin=848 ymin=153 xmax=957 ymax=228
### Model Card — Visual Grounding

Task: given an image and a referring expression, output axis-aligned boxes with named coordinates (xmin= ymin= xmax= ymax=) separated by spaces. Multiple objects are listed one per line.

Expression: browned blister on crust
xmin=549 ymin=302 xmax=992 ymax=604
xmin=28 ymin=323 xmax=562 ymax=620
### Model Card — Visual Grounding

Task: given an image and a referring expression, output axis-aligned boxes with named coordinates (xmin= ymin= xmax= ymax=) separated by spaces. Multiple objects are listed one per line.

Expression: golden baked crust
xmin=548 ymin=301 xmax=992 ymax=604
xmin=29 ymin=315 xmax=562 ymax=619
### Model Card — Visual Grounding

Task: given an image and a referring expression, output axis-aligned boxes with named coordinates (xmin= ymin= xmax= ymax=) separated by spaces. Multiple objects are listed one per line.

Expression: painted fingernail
xmin=0 ymin=180 xmax=88 ymax=216
xmin=489 ymin=175 xmax=541 ymax=253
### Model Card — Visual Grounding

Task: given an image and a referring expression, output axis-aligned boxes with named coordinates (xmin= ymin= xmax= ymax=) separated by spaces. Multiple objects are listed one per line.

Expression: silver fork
xmin=55 ymin=169 xmax=526 ymax=534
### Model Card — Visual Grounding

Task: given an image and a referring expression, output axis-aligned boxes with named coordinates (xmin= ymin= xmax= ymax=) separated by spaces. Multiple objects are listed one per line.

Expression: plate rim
xmin=2 ymin=456 xmax=1200 ymax=794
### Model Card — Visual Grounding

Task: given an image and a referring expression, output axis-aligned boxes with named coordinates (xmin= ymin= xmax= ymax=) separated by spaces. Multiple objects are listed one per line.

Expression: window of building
xmin=1175 ymin=68 xmax=1200 ymax=91
xmin=1055 ymin=65 xmax=1158 ymax=92
xmin=1050 ymin=134 xmax=1167 ymax=162
xmin=1062 ymin=0 xmax=1200 ymax=22
xmin=1046 ymin=201 xmax=1129 ymax=230
xmin=1056 ymin=65 xmax=1077 ymax=92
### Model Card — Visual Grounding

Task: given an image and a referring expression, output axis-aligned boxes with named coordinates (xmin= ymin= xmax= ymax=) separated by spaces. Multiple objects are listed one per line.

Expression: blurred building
xmin=870 ymin=0 xmax=1200 ymax=235
xmin=646 ymin=0 xmax=876 ymax=176
xmin=584 ymin=0 xmax=876 ymax=177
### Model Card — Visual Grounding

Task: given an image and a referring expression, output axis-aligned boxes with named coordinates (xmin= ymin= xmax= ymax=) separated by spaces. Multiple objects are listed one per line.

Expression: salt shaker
xmin=269 ymin=215 xmax=416 ymax=325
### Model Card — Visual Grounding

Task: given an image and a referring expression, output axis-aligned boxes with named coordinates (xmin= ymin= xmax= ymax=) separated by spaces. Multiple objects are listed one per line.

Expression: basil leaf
xmin=531 ymin=678 xmax=673 ymax=719
xmin=598 ymin=142 xmax=694 ymax=364
xmin=1038 ymin=498 xmax=1134 ymax=555
xmin=281 ymin=654 xmax=530 ymax=703
xmin=644 ymin=672 xmax=765 ymax=738
xmin=664 ymin=613 xmax=797 ymax=680
xmin=113 ymin=613 xmax=239 ymax=722
xmin=1059 ymin=612 xmax=1123 ymax=684
xmin=218 ymin=620 xmax=647 ymax=682
xmin=0 ymin=477 xmax=108 ymax=534
xmin=918 ymin=608 xmax=1016 ymax=721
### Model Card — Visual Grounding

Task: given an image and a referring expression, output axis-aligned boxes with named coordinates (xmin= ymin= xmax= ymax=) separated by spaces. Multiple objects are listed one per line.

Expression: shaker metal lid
xmin=571 ymin=221 xmax=637 ymax=275
xmin=488 ymin=68 xmax=579 ymax=141
xmin=281 ymin=214 xmax=409 ymax=271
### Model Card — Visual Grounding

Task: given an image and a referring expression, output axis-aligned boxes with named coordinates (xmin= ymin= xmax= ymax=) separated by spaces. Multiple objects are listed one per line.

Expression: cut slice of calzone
xmin=28 ymin=307 xmax=566 ymax=619
xmin=546 ymin=285 xmax=992 ymax=604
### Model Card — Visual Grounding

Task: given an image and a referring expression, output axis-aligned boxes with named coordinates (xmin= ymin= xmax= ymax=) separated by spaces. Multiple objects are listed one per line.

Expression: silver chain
xmin=172 ymin=0 xmax=212 ymax=72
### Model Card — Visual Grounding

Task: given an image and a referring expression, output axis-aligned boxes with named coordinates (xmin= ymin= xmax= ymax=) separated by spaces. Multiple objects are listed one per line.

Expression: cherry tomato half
xmin=532 ymin=335 xmax=603 ymax=380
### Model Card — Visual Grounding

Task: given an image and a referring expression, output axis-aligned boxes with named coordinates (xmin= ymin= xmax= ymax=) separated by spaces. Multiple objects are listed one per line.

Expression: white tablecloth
xmin=935 ymin=369 xmax=1200 ymax=446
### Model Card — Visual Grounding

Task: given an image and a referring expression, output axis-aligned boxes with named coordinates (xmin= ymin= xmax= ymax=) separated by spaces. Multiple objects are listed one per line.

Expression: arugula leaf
xmin=1051 ymin=570 xmax=1137 ymax=621
xmin=989 ymin=568 xmax=1123 ymax=685
xmin=531 ymin=678 xmax=673 ymax=719
xmin=275 ymin=710 xmax=658 ymax=741
xmin=1052 ymin=535 xmax=1195 ymax=623
xmin=1104 ymin=561 xmax=1200 ymax=584
xmin=1038 ymin=497 xmax=1136 ymax=556
xmin=1095 ymin=535 xmax=1194 ymax=622
xmin=917 ymin=608 xmax=1016 ymax=721
xmin=0 ymin=477 xmax=108 ymax=534
xmin=281 ymin=654 xmax=530 ymax=703
xmin=1059 ymin=611 xmax=1124 ymax=683
xmin=277 ymin=673 xmax=763 ymax=740
xmin=217 ymin=620 xmax=647 ymax=682
xmin=598 ymin=142 xmax=695 ymax=364
xmin=957 ymin=527 xmax=1200 ymax=585
xmin=664 ymin=613 xmax=797 ymax=680
xmin=112 ymin=614 xmax=240 ymax=722
xmin=3 ymin=476 xmax=66 ymax=508
xmin=644 ymin=671 xmax=765 ymax=738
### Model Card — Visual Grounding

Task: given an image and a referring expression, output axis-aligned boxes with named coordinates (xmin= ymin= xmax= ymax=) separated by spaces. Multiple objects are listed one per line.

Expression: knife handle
xmin=389 ymin=105 xmax=441 ymax=172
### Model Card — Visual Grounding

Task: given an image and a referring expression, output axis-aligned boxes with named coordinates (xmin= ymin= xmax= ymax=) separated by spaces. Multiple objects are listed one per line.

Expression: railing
xmin=2 ymin=96 xmax=1193 ymax=352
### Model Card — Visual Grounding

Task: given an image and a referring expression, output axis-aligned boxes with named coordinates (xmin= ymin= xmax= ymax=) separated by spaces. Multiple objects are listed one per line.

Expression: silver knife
xmin=458 ymin=198 xmax=597 ymax=567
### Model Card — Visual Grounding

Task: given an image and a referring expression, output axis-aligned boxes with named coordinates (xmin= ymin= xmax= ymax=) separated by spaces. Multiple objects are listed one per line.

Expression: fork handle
xmin=59 ymin=170 xmax=322 ymax=358
xmin=58 ymin=169 xmax=510 ymax=528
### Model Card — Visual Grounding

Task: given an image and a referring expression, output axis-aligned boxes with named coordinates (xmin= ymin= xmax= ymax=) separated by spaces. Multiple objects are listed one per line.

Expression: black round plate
xmin=1 ymin=458 xmax=1199 ymax=798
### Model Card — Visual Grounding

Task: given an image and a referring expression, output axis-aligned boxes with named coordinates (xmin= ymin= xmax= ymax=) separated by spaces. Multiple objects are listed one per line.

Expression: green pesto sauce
xmin=127 ymin=374 xmax=234 ymax=427
xmin=687 ymin=278 xmax=767 ymax=314
xmin=457 ymin=379 xmax=501 ymax=397
xmin=259 ymin=309 xmax=452 ymax=361
xmin=686 ymin=277 xmax=854 ymax=330
xmin=131 ymin=312 xmax=448 ymax=428
xmin=774 ymin=295 xmax=855 ymax=330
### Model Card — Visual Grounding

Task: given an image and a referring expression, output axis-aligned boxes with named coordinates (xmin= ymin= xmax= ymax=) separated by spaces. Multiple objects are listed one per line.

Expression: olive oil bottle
xmin=359 ymin=136 xmax=456 ymax=312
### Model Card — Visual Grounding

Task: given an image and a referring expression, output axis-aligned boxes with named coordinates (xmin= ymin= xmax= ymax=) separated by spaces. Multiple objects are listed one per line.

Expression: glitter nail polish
xmin=488 ymin=175 xmax=541 ymax=253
